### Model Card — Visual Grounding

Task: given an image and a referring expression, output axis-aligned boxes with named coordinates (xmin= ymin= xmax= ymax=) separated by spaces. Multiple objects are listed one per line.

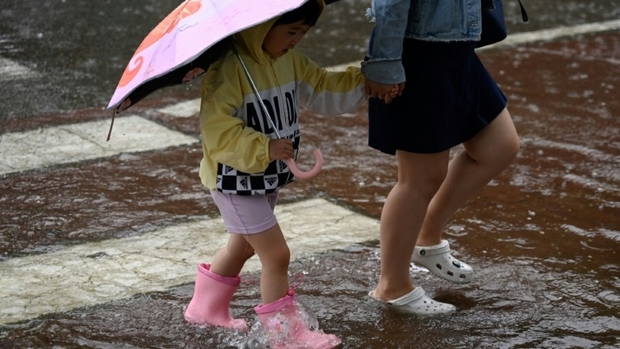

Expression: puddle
xmin=2 ymin=248 xmax=619 ymax=348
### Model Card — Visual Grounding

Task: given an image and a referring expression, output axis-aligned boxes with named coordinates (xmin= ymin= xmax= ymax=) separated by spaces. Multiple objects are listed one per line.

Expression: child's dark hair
xmin=273 ymin=0 xmax=322 ymax=27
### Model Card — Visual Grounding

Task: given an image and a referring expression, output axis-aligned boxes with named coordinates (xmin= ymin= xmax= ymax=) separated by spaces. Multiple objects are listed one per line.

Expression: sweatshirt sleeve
xmin=199 ymin=62 xmax=271 ymax=175
xmin=294 ymin=51 xmax=367 ymax=115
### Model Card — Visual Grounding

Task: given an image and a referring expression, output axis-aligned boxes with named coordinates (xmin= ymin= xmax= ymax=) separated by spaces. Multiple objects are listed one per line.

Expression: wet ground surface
xmin=2 ymin=1 xmax=620 ymax=349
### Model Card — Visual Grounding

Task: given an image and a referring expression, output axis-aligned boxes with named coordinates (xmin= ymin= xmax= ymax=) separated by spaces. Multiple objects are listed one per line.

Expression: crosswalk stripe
xmin=0 ymin=115 xmax=198 ymax=176
xmin=157 ymin=98 xmax=201 ymax=118
xmin=0 ymin=198 xmax=379 ymax=325
xmin=0 ymin=57 xmax=37 ymax=82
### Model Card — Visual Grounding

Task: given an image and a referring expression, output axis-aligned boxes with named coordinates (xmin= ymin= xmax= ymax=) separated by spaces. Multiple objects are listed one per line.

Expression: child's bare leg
xmin=185 ymin=233 xmax=254 ymax=329
xmin=210 ymin=234 xmax=256 ymax=277
xmin=243 ymin=223 xmax=290 ymax=304
xmin=252 ymin=224 xmax=341 ymax=347
xmin=417 ymin=108 xmax=520 ymax=246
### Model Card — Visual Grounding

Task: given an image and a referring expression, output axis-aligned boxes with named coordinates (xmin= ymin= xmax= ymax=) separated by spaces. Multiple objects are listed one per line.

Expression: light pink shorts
xmin=210 ymin=190 xmax=279 ymax=234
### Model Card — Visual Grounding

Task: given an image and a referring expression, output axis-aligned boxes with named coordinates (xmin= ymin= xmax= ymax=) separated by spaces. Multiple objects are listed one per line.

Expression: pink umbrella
xmin=107 ymin=0 xmax=323 ymax=179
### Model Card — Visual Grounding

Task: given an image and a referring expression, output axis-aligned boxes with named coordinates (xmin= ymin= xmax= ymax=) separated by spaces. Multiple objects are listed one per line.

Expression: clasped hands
xmin=365 ymin=79 xmax=405 ymax=104
xmin=268 ymin=79 xmax=406 ymax=161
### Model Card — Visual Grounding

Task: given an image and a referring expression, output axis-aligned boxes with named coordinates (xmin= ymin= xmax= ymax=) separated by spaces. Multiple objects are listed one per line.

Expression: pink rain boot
xmin=254 ymin=289 xmax=341 ymax=349
xmin=184 ymin=263 xmax=248 ymax=330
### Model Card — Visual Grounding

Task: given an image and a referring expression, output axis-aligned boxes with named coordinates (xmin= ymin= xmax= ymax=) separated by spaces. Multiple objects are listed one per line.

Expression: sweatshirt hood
xmin=232 ymin=0 xmax=325 ymax=65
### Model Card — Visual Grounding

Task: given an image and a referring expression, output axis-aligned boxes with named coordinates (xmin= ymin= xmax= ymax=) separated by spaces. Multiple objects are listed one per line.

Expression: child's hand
xmin=269 ymin=139 xmax=294 ymax=161
xmin=365 ymin=80 xmax=405 ymax=104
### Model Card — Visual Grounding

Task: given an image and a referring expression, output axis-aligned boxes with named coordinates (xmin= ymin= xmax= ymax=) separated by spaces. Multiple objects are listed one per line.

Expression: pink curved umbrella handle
xmin=286 ymin=149 xmax=323 ymax=180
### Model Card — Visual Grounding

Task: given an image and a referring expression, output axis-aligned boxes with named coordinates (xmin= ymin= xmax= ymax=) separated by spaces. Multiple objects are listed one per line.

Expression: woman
xmin=362 ymin=0 xmax=520 ymax=314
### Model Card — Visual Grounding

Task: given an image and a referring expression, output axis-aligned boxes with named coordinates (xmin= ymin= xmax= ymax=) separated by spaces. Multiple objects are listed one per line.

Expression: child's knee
xmin=240 ymin=247 xmax=256 ymax=261
xmin=268 ymin=245 xmax=291 ymax=267
xmin=278 ymin=245 xmax=291 ymax=264
xmin=228 ymin=241 xmax=255 ymax=261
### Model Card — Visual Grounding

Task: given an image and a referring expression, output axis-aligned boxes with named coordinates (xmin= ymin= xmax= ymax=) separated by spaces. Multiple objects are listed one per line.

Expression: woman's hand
xmin=365 ymin=79 xmax=405 ymax=104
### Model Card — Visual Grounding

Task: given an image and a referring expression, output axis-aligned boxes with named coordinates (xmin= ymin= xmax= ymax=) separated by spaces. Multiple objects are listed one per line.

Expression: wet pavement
xmin=2 ymin=2 xmax=620 ymax=349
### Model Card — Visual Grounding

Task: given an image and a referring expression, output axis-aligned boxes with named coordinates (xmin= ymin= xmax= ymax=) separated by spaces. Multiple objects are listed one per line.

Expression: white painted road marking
xmin=0 ymin=116 xmax=198 ymax=176
xmin=158 ymin=98 xmax=201 ymax=118
xmin=0 ymin=57 xmax=37 ymax=82
xmin=0 ymin=198 xmax=379 ymax=325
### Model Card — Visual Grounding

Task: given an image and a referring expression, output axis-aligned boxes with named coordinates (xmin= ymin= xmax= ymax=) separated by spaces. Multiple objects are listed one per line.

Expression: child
xmin=184 ymin=1 xmax=365 ymax=347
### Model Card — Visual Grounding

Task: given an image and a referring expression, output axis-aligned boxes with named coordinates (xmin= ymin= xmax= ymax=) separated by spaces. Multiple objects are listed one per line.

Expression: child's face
xmin=263 ymin=21 xmax=311 ymax=58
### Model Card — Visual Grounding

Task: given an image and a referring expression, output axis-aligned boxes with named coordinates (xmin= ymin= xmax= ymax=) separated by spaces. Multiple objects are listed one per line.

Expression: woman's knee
xmin=467 ymin=108 xmax=520 ymax=165
xmin=496 ymin=108 xmax=520 ymax=161
xmin=396 ymin=151 xmax=449 ymax=196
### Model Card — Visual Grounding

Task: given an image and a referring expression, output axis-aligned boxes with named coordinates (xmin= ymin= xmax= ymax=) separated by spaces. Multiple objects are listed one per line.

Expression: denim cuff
xmin=361 ymin=58 xmax=405 ymax=85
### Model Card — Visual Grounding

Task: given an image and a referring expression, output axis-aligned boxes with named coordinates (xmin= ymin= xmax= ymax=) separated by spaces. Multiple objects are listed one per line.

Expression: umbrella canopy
xmin=106 ymin=0 xmax=337 ymax=179
xmin=107 ymin=0 xmax=310 ymax=113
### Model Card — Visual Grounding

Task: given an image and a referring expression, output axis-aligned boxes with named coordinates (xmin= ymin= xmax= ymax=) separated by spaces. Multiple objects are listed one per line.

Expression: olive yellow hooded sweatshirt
xmin=199 ymin=2 xmax=366 ymax=195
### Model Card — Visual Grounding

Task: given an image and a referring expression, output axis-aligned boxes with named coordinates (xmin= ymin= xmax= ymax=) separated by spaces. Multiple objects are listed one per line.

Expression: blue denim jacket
xmin=362 ymin=0 xmax=482 ymax=84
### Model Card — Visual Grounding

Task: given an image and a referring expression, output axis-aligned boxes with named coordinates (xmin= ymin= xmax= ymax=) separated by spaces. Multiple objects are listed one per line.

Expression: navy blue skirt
xmin=368 ymin=39 xmax=507 ymax=155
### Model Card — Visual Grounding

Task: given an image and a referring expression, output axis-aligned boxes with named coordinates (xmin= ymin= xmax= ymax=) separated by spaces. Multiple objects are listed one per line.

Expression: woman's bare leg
xmin=372 ymin=150 xmax=450 ymax=301
xmin=417 ymin=108 xmax=520 ymax=246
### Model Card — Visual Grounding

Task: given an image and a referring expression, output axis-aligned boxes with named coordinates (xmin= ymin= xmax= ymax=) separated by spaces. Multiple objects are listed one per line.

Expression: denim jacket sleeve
xmin=362 ymin=0 xmax=483 ymax=84
xmin=361 ymin=0 xmax=411 ymax=85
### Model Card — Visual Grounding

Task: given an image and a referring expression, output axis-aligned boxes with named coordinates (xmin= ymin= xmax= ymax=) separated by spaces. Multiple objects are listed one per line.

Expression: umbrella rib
xmin=233 ymin=46 xmax=282 ymax=139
